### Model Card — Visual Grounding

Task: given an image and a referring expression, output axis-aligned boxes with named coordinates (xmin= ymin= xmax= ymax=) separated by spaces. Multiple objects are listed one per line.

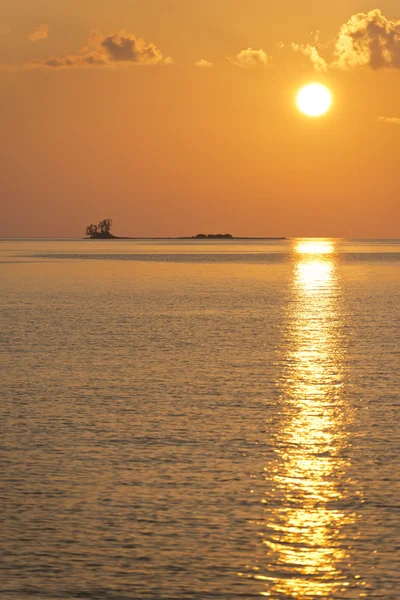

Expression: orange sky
xmin=1 ymin=0 xmax=399 ymax=238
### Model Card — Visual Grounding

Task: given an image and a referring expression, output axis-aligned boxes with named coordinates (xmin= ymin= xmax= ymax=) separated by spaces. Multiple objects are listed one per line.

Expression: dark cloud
xmin=101 ymin=32 xmax=163 ymax=63
xmin=22 ymin=30 xmax=170 ymax=69
xmin=334 ymin=9 xmax=400 ymax=69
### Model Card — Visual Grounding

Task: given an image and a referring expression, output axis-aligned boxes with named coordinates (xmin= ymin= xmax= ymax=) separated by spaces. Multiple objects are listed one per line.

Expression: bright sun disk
xmin=297 ymin=84 xmax=332 ymax=117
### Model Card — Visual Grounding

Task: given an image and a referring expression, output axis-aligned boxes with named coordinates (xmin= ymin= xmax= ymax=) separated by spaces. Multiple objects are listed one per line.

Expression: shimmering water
xmin=1 ymin=238 xmax=399 ymax=600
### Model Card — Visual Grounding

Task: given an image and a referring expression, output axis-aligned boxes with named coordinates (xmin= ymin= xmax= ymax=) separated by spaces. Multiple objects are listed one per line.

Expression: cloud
xmin=28 ymin=24 xmax=49 ymax=42
xmin=22 ymin=30 xmax=170 ymax=69
xmin=291 ymin=43 xmax=327 ymax=73
xmin=377 ymin=116 xmax=400 ymax=125
xmin=100 ymin=31 xmax=164 ymax=64
xmin=334 ymin=9 xmax=400 ymax=69
xmin=194 ymin=59 xmax=213 ymax=68
xmin=27 ymin=53 xmax=107 ymax=69
xmin=290 ymin=10 xmax=400 ymax=72
xmin=227 ymin=47 xmax=268 ymax=68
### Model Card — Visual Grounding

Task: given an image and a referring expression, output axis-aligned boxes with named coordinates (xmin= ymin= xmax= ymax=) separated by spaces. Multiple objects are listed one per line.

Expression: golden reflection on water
xmin=260 ymin=240 xmax=354 ymax=598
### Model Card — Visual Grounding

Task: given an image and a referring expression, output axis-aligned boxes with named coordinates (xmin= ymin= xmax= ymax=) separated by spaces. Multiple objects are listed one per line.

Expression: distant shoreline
xmin=84 ymin=236 xmax=287 ymax=241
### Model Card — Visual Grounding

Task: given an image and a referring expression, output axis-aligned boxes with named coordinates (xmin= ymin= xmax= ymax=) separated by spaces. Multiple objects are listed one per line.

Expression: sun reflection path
xmin=256 ymin=240 xmax=357 ymax=599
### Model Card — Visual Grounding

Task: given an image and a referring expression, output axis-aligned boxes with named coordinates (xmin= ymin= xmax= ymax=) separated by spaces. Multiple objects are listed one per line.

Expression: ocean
xmin=1 ymin=238 xmax=399 ymax=599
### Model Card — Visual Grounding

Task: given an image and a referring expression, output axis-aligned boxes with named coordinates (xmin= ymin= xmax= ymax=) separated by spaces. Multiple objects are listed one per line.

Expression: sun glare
xmin=295 ymin=240 xmax=334 ymax=255
xmin=297 ymin=84 xmax=332 ymax=117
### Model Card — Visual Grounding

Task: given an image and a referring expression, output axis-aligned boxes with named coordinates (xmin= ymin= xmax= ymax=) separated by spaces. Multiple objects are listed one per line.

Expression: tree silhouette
xmin=85 ymin=224 xmax=98 ymax=238
xmin=99 ymin=219 xmax=112 ymax=235
xmin=85 ymin=219 xmax=114 ymax=239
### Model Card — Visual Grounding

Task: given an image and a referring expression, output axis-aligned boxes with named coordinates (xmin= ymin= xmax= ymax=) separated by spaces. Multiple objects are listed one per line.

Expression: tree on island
xmin=193 ymin=233 xmax=233 ymax=239
xmin=85 ymin=219 xmax=115 ymax=239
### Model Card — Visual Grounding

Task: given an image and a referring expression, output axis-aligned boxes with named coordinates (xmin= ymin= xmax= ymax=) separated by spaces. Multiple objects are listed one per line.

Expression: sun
xmin=297 ymin=83 xmax=332 ymax=117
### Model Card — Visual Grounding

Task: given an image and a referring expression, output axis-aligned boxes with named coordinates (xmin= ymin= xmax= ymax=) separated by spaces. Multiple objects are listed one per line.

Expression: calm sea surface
xmin=1 ymin=238 xmax=399 ymax=600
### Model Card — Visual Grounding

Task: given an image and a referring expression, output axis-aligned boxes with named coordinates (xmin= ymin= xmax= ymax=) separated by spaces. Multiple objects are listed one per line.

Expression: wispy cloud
xmin=28 ymin=24 xmax=49 ymax=42
xmin=227 ymin=47 xmax=268 ymax=68
xmin=291 ymin=42 xmax=327 ymax=73
xmin=194 ymin=59 xmax=213 ymax=68
xmin=377 ymin=116 xmax=400 ymax=125
xmin=20 ymin=30 xmax=171 ymax=69
xmin=27 ymin=54 xmax=106 ymax=69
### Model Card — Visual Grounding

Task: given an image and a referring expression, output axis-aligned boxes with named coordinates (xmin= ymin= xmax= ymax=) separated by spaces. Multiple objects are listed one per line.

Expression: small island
xmin=84 ymin=219 xmax=285 ymax=240
xmin=192 ymin=233 xmax=233 ymax=239
xmin=85 ymin=219 xmax=116 ymax=239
